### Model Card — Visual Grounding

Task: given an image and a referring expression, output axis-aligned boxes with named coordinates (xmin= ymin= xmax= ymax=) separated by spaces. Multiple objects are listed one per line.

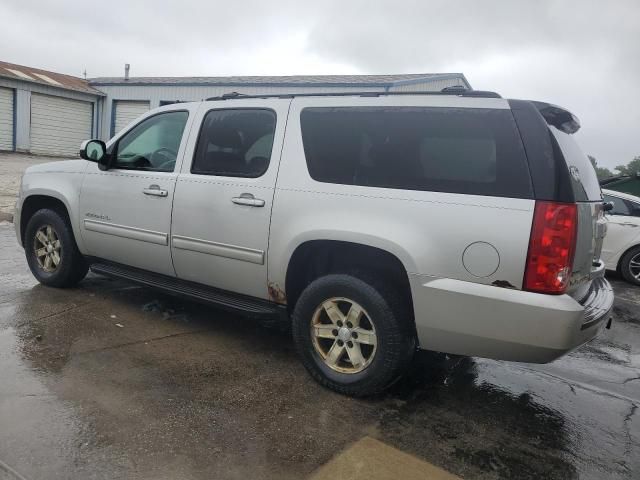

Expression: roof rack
xmin=205 ymin=88 xmax=501 ymax=101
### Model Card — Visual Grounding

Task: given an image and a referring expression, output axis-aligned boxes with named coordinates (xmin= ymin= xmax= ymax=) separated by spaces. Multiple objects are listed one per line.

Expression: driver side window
xmin=113 ymin=111 xmax=189 ymax=172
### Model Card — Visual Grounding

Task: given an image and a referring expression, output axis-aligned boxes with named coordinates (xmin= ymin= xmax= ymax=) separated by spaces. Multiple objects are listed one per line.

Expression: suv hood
xmin=24 ymin=159 xmax=89 ymax=175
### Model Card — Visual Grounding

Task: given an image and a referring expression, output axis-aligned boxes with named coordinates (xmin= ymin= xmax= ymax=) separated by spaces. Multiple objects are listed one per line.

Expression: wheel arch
xmin=20 ymin=193 xmax=73 ymax=246
xmin=283 ymin=238 xmax=415 ymax=319
xmin=617 ymin=241 xmax=640 ymax=273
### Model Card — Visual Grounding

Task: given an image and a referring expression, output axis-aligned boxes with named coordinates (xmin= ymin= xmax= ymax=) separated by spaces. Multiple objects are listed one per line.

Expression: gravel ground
xmin=0 ymin=152 xmax=62 ymax=218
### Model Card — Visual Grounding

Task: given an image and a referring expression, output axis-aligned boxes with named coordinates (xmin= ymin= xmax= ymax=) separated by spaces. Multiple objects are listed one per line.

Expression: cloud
xmin=0 ymin=0 xmax=638 ymax=167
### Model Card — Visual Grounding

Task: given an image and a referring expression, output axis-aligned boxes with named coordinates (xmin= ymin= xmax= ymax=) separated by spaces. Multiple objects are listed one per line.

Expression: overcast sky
xmin=1 ymin=0 xmax=638 ymax=169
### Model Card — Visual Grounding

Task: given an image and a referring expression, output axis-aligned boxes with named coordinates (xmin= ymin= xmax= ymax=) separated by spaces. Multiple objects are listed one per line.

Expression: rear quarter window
xmin=300 ymin=107 xmax=533 ymax=198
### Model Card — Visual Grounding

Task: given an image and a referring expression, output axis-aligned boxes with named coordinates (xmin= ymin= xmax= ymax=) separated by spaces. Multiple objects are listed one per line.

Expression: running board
xmin=90 ymin=261 xmax=285 ymax=319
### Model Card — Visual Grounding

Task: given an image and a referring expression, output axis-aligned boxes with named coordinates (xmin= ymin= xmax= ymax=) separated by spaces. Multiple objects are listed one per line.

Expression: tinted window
xmin=192 ymin=109 xmax=276 ymax=178
xmin=550 ymin=127 xmax=602 ymax=202
xmin=603 ymin=194 xmax=640 ymax=217
xmin=603 ymin=194 xmax=630 ymax=216
xmin=114 ymin=111 xmax=188 ymax=172
xmin=300 ymin=107 xmax=533 ymax=198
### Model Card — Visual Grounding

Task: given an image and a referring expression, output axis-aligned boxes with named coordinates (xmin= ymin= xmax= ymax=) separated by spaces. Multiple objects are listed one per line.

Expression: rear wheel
xmin=292 ymin=274 xmax=415 ymax=396
xmin=620 ymin=245 xmax=640 ymax=286
xmin=25 ymin=208 xmax=88 ymax=288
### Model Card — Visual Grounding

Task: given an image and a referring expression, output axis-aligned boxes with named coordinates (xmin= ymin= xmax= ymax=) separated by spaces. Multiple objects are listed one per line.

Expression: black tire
xmin=292 ymin=273 xmax=415 ymax=396
xmin=24 ymin=208 xmax=88 ymax=288
xmin=620 ymin=245 xmax=640 ymax=286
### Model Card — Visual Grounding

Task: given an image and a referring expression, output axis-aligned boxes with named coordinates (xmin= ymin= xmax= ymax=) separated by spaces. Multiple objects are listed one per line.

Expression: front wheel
xmin=292 ymin=274 xmax=415 ymax=396
xmin=620 ymin=245 xmax=640 ymax=286
xmin=24 ymin=208 xmax=88 ymax=288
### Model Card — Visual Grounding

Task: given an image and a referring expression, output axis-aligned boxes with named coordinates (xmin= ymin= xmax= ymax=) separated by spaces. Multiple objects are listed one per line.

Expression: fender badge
xmin=86 ymin=213 xmax=111 ymax=221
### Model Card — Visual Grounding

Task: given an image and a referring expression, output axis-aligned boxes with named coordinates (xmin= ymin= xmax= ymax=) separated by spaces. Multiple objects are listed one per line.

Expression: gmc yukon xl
xmin=15 ymin=89 xmax=614 ymax=395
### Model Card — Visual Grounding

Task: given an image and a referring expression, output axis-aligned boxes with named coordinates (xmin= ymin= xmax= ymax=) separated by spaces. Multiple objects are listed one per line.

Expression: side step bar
xmin=90 ymin=261 xmax=286 ymax=320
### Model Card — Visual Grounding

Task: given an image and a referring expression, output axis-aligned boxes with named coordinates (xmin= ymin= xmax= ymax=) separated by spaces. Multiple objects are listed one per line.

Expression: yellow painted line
xmin=309 ymin=436 xmax=462 ymax=480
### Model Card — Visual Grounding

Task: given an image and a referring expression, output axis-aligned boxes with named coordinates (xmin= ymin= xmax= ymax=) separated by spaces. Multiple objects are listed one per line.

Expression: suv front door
xmin=171 ymin=99 xmax=291 ymax=299
xmin=79 ymin=107 xmax=195 ymax=276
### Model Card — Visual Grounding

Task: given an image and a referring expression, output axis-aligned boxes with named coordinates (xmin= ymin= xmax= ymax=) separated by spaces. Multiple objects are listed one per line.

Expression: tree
xmin=589 ymin=155 xmax=614 ymax=180
xmin=615 ymin=156 xmax=640 ymax=177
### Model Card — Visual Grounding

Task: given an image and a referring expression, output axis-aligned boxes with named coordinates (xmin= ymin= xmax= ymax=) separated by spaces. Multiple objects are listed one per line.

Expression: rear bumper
xmin=410 ymin=275 xmax=613 ymax=363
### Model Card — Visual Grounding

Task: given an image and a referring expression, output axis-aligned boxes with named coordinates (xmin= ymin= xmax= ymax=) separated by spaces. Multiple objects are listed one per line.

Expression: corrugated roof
xmin=0 ymin=61 xmax=104 ymax=95
xmin=89 ymin=73 xmax=468 ymax=87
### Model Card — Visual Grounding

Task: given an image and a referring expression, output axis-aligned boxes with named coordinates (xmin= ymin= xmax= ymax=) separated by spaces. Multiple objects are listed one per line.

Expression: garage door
xmin=31 ymin=94 xmax=92 ymax=156
xmin=113 ymin=101 xmax=150 ymax=136
xmin=0 ymin=87 xmax=13 ymax=151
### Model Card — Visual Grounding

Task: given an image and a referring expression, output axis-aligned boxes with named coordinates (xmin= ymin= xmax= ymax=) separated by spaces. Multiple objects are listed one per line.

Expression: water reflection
xmin=379 ymin=348 xmax=639 ymax=480
xmin=6 ymin=274 xmax=639 ymax=480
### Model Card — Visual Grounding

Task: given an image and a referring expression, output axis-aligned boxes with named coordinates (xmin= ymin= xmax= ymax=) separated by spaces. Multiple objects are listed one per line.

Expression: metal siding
xmin=0 ymin=77 xmax=101 ymax=153
xmin=15 ymin=89 xmax=31 ymax=151
xmin=0 ymin=86 xmax=13 ymax=150
xmin=113 ymin=100 xmax=150 ymax=135
xmin=30 ymin=93 xmax=92 ymax=156
xmin=0 ymin=77 xmax=100 ymax=103
xmin=389 ymin=78 xmax=465 ymax=92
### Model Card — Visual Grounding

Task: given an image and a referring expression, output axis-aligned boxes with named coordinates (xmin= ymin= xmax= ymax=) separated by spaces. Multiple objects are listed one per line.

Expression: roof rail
xmin=204 ymin=89 xmax=501 ymax=101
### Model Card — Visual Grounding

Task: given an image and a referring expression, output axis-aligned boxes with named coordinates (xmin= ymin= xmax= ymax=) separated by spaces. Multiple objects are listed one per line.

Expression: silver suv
xmin=15 ymin=90 xmax=614 ymax=396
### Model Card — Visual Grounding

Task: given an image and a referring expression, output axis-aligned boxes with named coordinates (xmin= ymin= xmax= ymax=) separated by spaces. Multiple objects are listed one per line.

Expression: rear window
xmin=550 ymin=127 xmax=602 ymax=202
xmin=300 ymin=107 xmax=533 ymax=198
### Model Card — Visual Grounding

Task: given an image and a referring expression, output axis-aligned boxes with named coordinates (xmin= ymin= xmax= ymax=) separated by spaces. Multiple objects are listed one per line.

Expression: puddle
xmin=0 ymin=327 xmax=93 ymax=480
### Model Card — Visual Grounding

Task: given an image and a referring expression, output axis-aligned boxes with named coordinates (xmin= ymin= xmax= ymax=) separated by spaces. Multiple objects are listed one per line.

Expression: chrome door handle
xmin=232 ymin=193 xmax=265 ymax=207
xmin=143 ymin=184 xmax=168 ymax=197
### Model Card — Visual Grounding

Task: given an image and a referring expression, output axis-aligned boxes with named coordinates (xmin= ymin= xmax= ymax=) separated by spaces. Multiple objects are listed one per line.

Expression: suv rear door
xmin=170 ymin=98 xmax=291 ymax=299
xmin=548 ymin=126 xmax=607 ymax=298
xmin=510 ymin=100 xmax=606 ymax=299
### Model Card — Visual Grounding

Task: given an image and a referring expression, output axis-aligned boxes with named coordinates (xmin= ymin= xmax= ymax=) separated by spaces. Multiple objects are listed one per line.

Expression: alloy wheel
xmin=310 ymin=297 xmax=377 ymax=374
xmin=630 ymin=252 xmax=640 ymax=281
xmin=33 ymin=225 xmax=61 ymax=273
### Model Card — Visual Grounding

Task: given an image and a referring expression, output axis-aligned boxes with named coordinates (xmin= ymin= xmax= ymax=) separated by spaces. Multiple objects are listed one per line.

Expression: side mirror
xmin=603 ymin=201 xmax=615 ymax=213
xmin=80 ymin=139 xmax=109 ymax=169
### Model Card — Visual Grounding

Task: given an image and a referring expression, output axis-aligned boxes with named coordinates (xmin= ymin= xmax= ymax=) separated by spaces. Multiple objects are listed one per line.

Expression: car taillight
xmin=523 ymin=201 xmax=577 ymax=294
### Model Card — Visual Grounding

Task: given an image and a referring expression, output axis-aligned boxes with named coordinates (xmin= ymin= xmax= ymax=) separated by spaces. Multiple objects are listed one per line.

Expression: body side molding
xmin=172 ymin=235 xmax=265 ymax=265
xmin=84 ymin=219 xmax=168 ymax=245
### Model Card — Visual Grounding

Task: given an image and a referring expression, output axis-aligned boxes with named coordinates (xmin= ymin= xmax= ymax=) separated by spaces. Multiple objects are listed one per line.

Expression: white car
xmin=602 ymin=189 xmax=640 ymax=285
xmin=14 ymin=91 xmax=613 ymax=396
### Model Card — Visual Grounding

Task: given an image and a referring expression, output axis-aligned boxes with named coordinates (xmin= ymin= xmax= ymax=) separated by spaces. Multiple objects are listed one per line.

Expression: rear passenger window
xmin=300 ymin=107 xmax=533 ymax=198
xmin=192 ymin=109 xmax=276 ymax=177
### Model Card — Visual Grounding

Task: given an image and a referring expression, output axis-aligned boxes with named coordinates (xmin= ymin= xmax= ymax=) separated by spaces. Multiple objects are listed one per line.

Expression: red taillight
xmin=523 ymin=201 xmax=578 ymax=294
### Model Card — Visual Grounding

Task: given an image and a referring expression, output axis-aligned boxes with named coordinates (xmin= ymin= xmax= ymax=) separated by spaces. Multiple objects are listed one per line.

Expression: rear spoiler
xmin=531 ymin=101 xmax=581 ymax=134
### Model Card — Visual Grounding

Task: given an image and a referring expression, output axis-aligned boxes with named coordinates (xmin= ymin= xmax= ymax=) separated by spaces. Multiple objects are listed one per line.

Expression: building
xmin=0 ymin=61 xmax=104 ymax=155
xmin=0 ymin=61 xmax=471 ymax=156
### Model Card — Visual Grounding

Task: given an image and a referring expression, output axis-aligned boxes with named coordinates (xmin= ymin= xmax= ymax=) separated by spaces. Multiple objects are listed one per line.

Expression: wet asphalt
xmin=0 ymin=222 xmax=639 ymax=480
